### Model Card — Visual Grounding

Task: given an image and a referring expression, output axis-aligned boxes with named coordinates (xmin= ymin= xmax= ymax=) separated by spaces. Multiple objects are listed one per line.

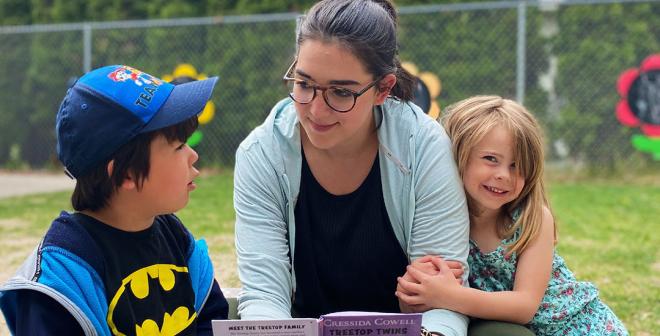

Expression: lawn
xmin=0 ymin=170 xmax=658 ymax=335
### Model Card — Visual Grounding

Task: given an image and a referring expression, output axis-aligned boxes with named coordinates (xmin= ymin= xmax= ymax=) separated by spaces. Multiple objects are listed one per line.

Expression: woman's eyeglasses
xmin=282 ymin=60 xmax=383 ymax=113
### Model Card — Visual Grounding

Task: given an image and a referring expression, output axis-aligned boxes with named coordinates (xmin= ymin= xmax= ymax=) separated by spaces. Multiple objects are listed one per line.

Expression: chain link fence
xmin=0 ymin=0 xmax=658 ymax=172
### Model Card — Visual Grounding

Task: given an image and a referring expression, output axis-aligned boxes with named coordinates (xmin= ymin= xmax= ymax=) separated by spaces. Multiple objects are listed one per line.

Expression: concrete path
xmin=0 ymin=171 xmax=75 ymax=199
xmin=0 ymin=171 xmax=74 ymax=334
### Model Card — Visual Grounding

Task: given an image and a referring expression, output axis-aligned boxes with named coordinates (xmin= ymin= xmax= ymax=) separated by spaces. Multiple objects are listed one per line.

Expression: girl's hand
xmin=398 ymin=256 xmax=464 ymax=290
xmin=396 ymin=256 xmax=464 ymax=312
xmin=397 ymin=256 xmax=437 ymax=312
xmin=395 ymin=257 xmax=463 ymax=311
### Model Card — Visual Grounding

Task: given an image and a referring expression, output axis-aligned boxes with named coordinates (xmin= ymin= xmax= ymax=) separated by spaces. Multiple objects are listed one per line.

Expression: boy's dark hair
xmin=71 ymin=116 xmax=198 ymax=211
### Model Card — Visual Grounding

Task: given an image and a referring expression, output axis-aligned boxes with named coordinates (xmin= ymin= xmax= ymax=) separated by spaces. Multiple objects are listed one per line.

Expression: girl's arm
xmin=397 ymin=206 xmax=554 ymax=324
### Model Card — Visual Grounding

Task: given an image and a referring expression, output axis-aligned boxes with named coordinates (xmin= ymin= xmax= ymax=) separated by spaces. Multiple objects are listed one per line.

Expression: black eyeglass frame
xmin=282 ymin=60 xmax=385 ymax=113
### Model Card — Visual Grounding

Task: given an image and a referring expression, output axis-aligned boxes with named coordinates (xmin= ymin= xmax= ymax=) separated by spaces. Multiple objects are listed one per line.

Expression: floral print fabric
xmin=468 ymin=229 xmax=628 ymax=335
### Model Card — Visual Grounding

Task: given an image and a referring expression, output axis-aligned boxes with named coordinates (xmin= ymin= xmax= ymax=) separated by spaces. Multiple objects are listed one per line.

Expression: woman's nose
xmin=309 ymin=90 xmax=333 ymax=116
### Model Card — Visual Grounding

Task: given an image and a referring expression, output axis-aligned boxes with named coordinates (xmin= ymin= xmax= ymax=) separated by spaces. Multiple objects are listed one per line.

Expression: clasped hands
xmin=396 ymin=255 xmax=464 ymax=313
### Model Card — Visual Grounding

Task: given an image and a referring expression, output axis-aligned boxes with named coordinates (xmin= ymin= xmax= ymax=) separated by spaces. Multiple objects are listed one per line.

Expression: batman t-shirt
xmin=76 ymin=213 xmax=197 ymax=336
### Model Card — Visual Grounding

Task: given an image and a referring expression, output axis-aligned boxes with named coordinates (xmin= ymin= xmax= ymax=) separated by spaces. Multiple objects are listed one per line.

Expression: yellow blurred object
xmin=198 ymin=102 xmax=216 ymax=125
xmin=162 ymin=64 xmax=218 ymax=147
xmin=402 ymin=61 xmax=443 ymax=117
xmin=429 ymin=102 xmax=440 ymax=120
xmin=420 ymin=72 xmax=442 ymax=98
xmin=401 ymin=62 xmax=419 ymax=76
xmin=173 ymin=63 xmax=198 ymax=78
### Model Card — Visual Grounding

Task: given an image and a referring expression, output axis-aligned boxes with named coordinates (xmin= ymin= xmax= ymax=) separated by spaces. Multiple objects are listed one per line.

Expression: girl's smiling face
xmin=462 ymin=126 xmax=525 ymax=216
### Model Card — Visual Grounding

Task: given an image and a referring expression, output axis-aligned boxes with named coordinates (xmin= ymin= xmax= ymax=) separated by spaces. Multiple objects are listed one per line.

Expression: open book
xmin=212 ymin=311 xmax=422 ymax=336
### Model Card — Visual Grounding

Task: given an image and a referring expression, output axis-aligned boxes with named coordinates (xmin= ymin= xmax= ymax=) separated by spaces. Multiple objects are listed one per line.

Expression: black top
xmin=293 ymin=150 xmax=408 ymax=317
xmin=76 ymin=213 xmax=198 ymax=335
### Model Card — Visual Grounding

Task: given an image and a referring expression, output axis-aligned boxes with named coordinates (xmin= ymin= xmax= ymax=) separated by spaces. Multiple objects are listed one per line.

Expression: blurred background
xmin=0 ymin=0 xmax=659 ymax=175
xmin=1 ymin=1 xmax=659 ymax=335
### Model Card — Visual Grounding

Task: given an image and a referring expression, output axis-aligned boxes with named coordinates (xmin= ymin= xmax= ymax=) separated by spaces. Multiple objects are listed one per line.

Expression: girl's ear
xmin=374 ymin=73 xmax=397 ymax=105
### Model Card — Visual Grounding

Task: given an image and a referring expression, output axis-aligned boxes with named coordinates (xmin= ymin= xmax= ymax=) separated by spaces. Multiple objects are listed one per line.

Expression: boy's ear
xmin=374 ymin=73 xmax=397 ymax=105
xmin=107 ymin=160 xmax=137 ymax=190
xmin=106 ymin=160 xmax=114 ymax=178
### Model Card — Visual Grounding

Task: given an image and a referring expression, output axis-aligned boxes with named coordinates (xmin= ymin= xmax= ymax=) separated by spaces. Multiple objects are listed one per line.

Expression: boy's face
xmin=138 ymin=134 xmax=199 ymax=214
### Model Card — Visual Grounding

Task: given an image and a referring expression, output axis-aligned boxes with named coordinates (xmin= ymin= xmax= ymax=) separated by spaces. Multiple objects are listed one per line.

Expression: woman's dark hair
xmin=71 ymin=116 xmax=198 ymax=211
xmin=298 ymin=0 xmax=416 ymax=101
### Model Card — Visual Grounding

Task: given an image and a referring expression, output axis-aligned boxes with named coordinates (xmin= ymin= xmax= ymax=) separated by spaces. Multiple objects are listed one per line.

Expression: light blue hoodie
xmin=234 ymin=97 xmax=470 ymax=336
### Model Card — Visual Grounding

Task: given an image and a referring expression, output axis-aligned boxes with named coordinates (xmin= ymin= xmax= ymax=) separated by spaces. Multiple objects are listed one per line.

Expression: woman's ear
xmin=374 ymin=73 xmax=397 ymax=105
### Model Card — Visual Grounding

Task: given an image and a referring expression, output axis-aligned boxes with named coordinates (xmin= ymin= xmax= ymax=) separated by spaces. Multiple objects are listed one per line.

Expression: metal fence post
xmin=516 ymin=0 xmax=527 ymax=104
xmin=83 ymin=23 xmax=92 ymax=73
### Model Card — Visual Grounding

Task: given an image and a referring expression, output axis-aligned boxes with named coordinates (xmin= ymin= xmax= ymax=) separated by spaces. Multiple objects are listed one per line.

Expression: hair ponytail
xmin=392 ymin=57 xmax=416 ymax=101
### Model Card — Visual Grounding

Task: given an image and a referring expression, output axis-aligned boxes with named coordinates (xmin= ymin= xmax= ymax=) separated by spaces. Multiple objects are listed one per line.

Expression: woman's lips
xmin=309 ymin=119 xmax=337 ymax=132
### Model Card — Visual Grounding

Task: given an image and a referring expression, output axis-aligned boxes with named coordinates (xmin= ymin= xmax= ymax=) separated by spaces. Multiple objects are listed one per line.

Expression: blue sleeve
xmin=196 ymin=280 xmax=229 ymax=335
xmin=234 ymin=143 xmax=294 ymax=319
xmin=15 ymin=289 xmax=84 ymax=336
xmin=412 ymin=119 xmax=470 ymax=336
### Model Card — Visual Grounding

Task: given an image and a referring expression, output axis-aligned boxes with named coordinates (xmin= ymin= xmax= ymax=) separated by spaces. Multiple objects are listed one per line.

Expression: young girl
xmin=395 ymin=95 xmax=628 ymax=335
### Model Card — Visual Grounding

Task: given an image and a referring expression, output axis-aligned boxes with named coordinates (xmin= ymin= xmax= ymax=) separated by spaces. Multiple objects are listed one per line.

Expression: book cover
xmin=319 ymin=312 xmax=422 ymax=336
xmin=212 ymin=312 xmax=422 ymax=336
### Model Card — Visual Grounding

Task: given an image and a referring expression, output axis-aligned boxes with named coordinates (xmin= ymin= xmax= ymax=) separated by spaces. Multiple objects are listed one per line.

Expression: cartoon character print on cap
xmin=108 ymin=66 xmax=163 ymax=87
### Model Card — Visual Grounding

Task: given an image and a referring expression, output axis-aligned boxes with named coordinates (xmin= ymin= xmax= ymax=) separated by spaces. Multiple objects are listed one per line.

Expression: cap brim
xmin=141 ymin=76 xmax=218 ymax=133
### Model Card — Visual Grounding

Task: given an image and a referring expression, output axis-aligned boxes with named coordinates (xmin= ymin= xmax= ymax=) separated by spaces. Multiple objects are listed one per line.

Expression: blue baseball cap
xmin=56 ymin=65 xmax=218 ymax=178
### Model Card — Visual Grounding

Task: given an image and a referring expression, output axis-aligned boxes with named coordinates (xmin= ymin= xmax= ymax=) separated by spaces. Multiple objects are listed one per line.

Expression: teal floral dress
xmin=468 ymin=228 xmax=628 ymax=335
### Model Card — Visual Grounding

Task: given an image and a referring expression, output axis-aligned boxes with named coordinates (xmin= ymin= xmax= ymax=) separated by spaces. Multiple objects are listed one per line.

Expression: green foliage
xmin=0 ymin=1 xmax=657 ymax=170
xmin=199 ymin=20 xmax=296 ymax=164
xmin=0 ymin=34 xmax=30 ymax=166
xmin=399 ymin=8 xmax=546 ymax=105
xmin=551 ymin=2 xmax=660 ymax=168
xmin=0 ymin=0 xmax=31 ymax=25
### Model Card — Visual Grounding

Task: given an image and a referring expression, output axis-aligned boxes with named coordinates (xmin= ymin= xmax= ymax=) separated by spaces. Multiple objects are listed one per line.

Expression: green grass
xmin=0 ymin=171 xmax=658 ymax=334
xmin=549 ymin=182 xmax=660 ymax=334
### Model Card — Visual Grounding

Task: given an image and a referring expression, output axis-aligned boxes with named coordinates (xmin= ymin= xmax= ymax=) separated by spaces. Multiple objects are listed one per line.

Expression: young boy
xmin=0 ymin=65 xmax=228 ymax=335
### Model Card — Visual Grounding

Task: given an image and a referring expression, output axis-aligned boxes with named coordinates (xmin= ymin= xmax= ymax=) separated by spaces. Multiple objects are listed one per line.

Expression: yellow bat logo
xmin=107 ymin=264 xmax=196 ymax=336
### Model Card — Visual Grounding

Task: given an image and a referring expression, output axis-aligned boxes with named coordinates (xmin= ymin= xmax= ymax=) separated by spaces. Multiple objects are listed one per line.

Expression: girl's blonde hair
xmin=441 ymin=95 xmax=555 ymax=255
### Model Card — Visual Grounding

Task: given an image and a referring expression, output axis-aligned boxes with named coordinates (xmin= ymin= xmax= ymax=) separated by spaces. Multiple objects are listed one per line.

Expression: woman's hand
xmin=395 ymin=257 xmax=464 ymax=311
xmin=397 ymin=256 xmax=464 ymax=312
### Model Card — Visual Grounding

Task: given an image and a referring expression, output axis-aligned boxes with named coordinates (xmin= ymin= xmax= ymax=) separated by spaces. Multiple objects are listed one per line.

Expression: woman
xmin=234 ymin=1 xmax=530 ymax=335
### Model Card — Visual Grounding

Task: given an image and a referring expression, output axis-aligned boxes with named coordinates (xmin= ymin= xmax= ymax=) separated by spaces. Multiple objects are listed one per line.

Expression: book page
xmin=212 ymin=319 xmax=319 ymax=336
